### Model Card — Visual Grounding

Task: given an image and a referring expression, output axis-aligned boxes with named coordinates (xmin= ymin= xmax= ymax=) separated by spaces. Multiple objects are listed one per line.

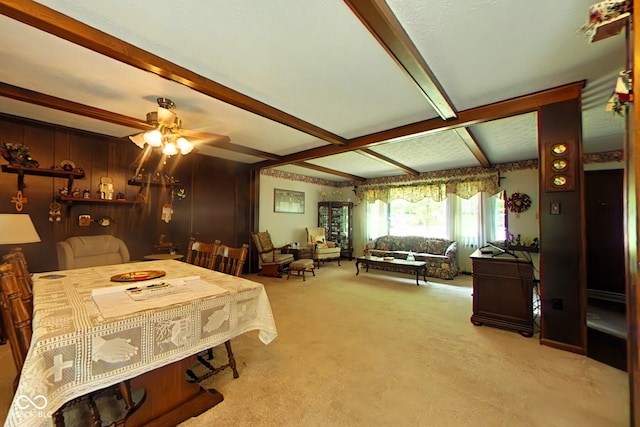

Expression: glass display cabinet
xmin=318 ymin=201 xmax=353 ymax=260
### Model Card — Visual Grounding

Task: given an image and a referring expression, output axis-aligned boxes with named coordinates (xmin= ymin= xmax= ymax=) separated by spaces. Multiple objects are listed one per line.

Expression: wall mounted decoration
xmin=507 ymin=192 xmax=532 ymax=213
xmin=542 ymin=139 xmax=578 ymax=192
xmin=48 ymin=202 xmax=61 ymax=222
xmin=274 ymin=189 xmax=305 ymax=214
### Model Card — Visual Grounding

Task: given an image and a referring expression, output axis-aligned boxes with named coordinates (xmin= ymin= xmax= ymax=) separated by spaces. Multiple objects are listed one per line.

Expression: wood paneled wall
xmin=0 ymin=114 xmax=251 ymax=273
xmin=537 ymin=99 xmax=587 ymax=353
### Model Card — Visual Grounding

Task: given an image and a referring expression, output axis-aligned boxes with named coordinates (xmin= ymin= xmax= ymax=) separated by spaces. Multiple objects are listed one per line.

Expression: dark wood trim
xmin=539 ymin=338 xmax=586 ymax=355
xmin=0 ymin=0 xmax=347 ymax=146
xmin=454 ymin=128 xmax=491 ymax=168
xmin=627 ymin=5 xmax=638 ymax=424
xmin=255 ymin=81 xmax=584 ymax=169
xmin=344 ymin=0 xmax=457 ymax=120
xmin=358 ymin=148 xmax=420 ymax=176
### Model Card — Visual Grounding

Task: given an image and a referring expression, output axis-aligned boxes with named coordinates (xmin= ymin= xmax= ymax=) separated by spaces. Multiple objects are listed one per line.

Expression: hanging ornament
xmin=48 ymin=201 xmax=62 ymax=222
xmin=507 ymin=192 xmax=532 ymax=214
xmin=605 ymin=70 xmax=633 ymax=116
xmin=175 ymin=188 xmax=186 ymax=200
xmin=161 ymin=203 xmax=173 ymax=223
xmin=11 ymin=190 xmax=28 ymax=212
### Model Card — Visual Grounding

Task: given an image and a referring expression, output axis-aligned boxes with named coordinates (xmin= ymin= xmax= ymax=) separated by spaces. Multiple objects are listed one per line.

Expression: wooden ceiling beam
xmin=454 ymin=128 xmax=491 ymax=168
xmin=358 ymin=148 xmax=420 ymax=176
xmin=0 ymin=81 xmax=153 ymax=130
xmin=199 ymin=140 xmax=282 ymax=161
xmin=254 ymin=81 xmax=584 ymax=169
xmin=345 ymin=0 xmax=457 ymax=120
xmin=0 ymin=0 xmax=348 ymax=146
xmin=293 ymin=162 xmax=367 ymax=181
xmin=0 ymin=82 xmax=284 ymax=160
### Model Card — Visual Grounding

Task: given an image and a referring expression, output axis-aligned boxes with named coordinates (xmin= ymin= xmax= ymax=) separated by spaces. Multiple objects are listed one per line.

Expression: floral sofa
xmin=365 ymin=235 xmax=459 ymax=280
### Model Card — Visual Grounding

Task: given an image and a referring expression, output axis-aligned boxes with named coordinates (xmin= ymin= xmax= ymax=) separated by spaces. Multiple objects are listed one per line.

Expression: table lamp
xmin=0 ymin=214 xmax=41 ymax=245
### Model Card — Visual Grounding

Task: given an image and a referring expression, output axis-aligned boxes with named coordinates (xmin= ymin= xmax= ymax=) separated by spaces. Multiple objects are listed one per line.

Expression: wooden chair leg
xmin=117 ymin=381 xmax=133 ymax=411
xmin=224 ymin=340 xmax=239 ymax=378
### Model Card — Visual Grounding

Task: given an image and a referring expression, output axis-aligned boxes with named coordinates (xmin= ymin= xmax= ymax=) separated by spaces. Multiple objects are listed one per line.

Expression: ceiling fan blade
xmin=180 ymin=129 xmax=231 ymax=145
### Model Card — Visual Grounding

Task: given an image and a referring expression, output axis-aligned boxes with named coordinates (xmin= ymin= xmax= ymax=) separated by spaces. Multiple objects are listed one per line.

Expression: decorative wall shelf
xmin=128 ymin=179 xmax=181 ymax=187
xmin=2 ymin=164 xmax=85 ymax=192
xmin=58 ymin=196 xmax=141 ymax=205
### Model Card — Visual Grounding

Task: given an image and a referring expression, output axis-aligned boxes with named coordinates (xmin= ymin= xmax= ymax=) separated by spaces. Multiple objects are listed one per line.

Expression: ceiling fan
xmin=129 ymin=97 xmax=229 ymax=156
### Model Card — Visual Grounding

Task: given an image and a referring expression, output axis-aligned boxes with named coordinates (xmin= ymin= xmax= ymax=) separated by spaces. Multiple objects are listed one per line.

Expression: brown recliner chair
xmin=251 ymin=230 xmax=294 ymax=277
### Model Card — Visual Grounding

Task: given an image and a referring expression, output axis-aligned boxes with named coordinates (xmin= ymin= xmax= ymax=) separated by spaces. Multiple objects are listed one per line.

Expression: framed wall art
xmin=274 ymin=188 xmax=305 ymax=214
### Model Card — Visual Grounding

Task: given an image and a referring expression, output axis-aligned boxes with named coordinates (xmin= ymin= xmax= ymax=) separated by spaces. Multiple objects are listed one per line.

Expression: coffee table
xmin=355 ymin=256 xmax=427 ymax=286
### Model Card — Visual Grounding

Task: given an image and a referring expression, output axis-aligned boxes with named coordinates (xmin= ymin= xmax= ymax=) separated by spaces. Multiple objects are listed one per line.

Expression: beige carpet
xmin=1 ymin=261 xmax=629 ymax=426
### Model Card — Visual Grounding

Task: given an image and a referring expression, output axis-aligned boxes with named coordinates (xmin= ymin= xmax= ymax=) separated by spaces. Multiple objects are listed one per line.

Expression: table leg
xmin=415 ymin=269 xmax=419 ymax=286
xmin=355 ymin=261 xmax=360 ymax=275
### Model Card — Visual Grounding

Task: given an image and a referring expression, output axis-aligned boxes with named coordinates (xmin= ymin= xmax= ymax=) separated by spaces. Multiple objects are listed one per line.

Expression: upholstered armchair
xmin=306 ymin=227 xmax=341 ymax=268
xmin=56 ymin=235 xmax=130 ymax=270
xmin=251 ymin=230 xmax=294 ymax=277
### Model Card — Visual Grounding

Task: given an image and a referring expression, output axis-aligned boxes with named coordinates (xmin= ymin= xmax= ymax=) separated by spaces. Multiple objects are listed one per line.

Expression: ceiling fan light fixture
xmin=162 ymin=141 xmax=178 ymax=156
xmin=143 ymin=129 xmax=162 ymax=147
xmin=128 ymin=133 xmax=146 ymax=149
xmin=157 ymin=107 xmax=176 ymax=126
xmin=145 ymin=111 xmax=159 ymax=126
xmin=130 ymin=97 xmax=204 ymax=156
xmin=177 ymin=137 xmax=194 ymax=155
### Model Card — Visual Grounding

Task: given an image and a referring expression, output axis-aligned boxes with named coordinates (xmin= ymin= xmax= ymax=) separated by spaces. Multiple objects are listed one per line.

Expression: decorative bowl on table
xmin=110 ymin=270 xmax=166 ymax=282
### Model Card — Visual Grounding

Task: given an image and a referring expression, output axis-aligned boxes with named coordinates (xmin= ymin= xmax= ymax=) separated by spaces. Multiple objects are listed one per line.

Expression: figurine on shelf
xmin=72 ymin=188 xmax=81 ymax=198
xmin=58 ymin=187 xmax=69 ymax=197
xmin=1 ymin=142 xmax=39 ymax=167
xmin=82 ymin=189 xmax=91 ymax=199
xmin=99 ymin=177 xmax=114 ymax=200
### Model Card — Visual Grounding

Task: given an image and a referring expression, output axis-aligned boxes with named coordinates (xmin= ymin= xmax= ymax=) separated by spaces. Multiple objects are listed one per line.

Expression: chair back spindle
xmin=213 ymin=240 xmax=248 ymax=277
xmin=185 ymin=237 xmax=219 ymax=269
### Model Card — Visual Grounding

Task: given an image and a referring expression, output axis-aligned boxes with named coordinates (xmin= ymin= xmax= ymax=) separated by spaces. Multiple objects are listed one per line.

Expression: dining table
xmin=4 ymin=259 xmax=278 ymax=427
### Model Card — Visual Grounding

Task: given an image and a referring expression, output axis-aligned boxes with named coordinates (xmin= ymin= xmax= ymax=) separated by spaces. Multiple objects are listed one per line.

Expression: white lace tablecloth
xmin=4 ymin=260 xmax=278 ymax=427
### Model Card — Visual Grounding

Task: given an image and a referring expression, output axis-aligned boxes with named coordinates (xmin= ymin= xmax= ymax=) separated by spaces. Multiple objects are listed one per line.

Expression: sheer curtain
xmin=366 ymin=200 xmax=388 ymax=241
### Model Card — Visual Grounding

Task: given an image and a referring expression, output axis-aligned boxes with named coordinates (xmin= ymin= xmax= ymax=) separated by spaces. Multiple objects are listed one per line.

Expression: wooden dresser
xmin=469 ymin=249 xmax=535 ymax=337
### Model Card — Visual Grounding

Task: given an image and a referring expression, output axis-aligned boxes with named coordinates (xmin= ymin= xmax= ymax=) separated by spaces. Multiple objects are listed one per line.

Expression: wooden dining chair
xmin=0 ymin=262 xmax=145 ymax=426
xmin=3 ymin=251 xmax=33 ymax=315
xmin=0 ymin=263 xmax=31 ymax=391
xmin=185 ymin=240 xmax=246 ymax=383
xmin=185 ymin=237 xmax=219 ymax=269
xmin=212 ymin=240 xmax=249 ymax=277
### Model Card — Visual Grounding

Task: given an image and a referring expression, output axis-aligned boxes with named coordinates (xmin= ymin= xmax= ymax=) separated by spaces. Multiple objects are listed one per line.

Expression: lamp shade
xmin=0 ymin=214 xmax=41 ymax=244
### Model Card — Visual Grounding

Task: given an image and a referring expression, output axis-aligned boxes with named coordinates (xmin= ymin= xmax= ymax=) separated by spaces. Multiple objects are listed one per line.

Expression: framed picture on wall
xmin=274 ymin=188 xmax=305 ymax=214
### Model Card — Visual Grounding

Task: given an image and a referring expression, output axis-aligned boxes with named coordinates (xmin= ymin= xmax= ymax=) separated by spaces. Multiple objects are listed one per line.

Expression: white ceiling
xmin=0 ymin=0 xmax=628 ymax=182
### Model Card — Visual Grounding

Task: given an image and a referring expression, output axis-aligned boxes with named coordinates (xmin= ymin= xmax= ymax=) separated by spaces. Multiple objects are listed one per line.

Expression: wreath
xmin=507 ymin=192 xmax=531 ymax=213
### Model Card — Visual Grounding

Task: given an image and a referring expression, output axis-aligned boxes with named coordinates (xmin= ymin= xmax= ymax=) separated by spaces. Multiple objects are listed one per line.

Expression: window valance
xmin=356 ymin=170 xmax=500 ymax=203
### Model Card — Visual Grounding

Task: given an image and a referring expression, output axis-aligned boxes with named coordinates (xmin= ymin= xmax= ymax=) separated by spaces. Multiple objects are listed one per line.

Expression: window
xmin=366 ymin=191 xmax=505 ymax=244
xmin=367 ymin=197 xmax=448 ymax=239
xmin=390 ymin=197 xmax=448 ymax=237
xmin=487 ymin=191 xmax=507 ymax=242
